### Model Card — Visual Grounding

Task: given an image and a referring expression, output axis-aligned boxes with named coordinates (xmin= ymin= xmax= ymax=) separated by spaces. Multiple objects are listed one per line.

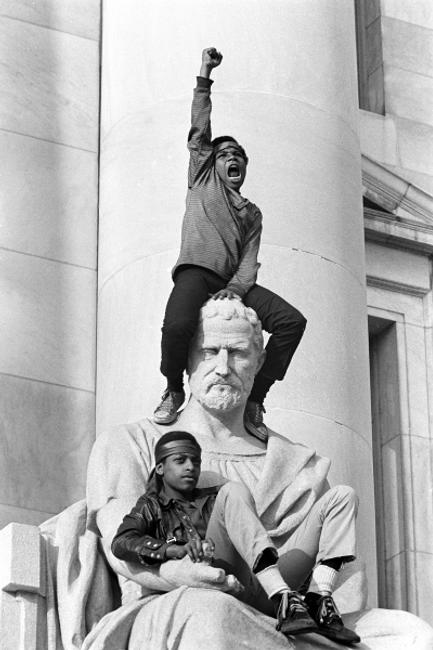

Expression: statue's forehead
xmin=197 ymin=317 xmax=254 ymax=343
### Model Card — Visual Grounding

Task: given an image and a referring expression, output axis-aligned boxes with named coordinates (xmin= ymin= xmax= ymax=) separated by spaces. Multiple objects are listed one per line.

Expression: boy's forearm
xmin=187 ymin=48 xmax=222 ymax=185
xmin=111 ymin=522 xmax=169 ymax=565
xmin=199 ymin=62 xmax=213 ymax=79
xmin=187 ymin=79 xmax=213 ymax=185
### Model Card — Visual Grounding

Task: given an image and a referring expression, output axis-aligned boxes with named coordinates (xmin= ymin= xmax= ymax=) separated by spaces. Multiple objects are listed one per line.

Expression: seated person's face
xmin=214 ymin=142 xmax=247 ymax=190
xmin=188 ymin=316 xmax=263 ymax=412
xmin=156 ymin=452 xmax=201 ymax=494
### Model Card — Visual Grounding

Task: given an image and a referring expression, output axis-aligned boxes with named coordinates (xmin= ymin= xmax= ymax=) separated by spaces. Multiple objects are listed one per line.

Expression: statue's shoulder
xmin=267 ymin=427 xmax=314 ymax=453
xmin=267 ymin=427 xmax=330 ymax=469
xmin=97 ymin=417 xmax=160 ymax=447
xmin=87 ymin=418 xmax=164 ymax=517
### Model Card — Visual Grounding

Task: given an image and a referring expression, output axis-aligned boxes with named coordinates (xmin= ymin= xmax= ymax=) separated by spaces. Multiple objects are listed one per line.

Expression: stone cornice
xmin=364 ymin=208 xmax=433 ymax=254
xmin=366 ymin=275 xmax=430 ymax=298
xmin=362 ymin=155 xmax=433 ymax=224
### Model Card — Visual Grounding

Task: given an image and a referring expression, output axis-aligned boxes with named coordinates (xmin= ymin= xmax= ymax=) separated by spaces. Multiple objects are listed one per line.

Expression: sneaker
xmin=244 ymin=401 xmax=268 ymax=442
xmin=305 ymin=593 xmax=360 ymax=645
xmin=153 ymin=389 xmax=185 ymax=425
xmin=276 ymin=591 xmax=318 ymax=637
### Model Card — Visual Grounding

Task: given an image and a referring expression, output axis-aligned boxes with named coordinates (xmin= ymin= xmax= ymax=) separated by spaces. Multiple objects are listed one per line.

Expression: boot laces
xmin=319 ymin=596 xmax=342 ymax=625
xmin=158 ymin=390 xmax=181 ymax=413
xmin=287 ymin=592 xmax=307 ymax=615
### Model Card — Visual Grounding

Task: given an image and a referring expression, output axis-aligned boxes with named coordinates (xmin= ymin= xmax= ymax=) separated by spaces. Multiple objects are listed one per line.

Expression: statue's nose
xmin=215 ymin=349 xmax=229 ymax=375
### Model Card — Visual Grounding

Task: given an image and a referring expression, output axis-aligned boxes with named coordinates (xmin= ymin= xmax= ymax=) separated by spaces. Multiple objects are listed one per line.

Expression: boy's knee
xmin=275 ymin=307 xmax=307 ymax=336
xmin=218 ymin=481 xmax=252 ymax=504
xmin=290 ymin=311 xmax=307 ymax=334
xmin=331 ymin=485 xmax=359 ymax=510
xmin=298 ymin=313 xmax=307 ymax=331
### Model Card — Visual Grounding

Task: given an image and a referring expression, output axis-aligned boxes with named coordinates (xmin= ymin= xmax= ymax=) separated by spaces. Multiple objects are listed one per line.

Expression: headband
xmin=155 ymin=440 xmax=201 ymax=464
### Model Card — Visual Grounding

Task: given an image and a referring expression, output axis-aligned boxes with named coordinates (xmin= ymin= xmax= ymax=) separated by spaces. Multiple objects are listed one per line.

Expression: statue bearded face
xmin=188 ymin=315 xmax=265 ymax=413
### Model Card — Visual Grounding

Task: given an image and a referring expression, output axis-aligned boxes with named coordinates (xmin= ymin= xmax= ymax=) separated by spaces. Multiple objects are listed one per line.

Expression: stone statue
xmin=76 ymin=298 xmax=433 ymax=649
xmin=4 ymin=299 xmax=428 ymax=648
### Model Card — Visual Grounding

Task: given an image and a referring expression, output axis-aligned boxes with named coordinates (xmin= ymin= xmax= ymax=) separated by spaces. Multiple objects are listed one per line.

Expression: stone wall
xmin=0 ymin=1 xmax=100 ymax=527
xmin=360 ymin=0 xmax=433 ymax=195
xmin=365 ymin=201 xmax=433 ymax=625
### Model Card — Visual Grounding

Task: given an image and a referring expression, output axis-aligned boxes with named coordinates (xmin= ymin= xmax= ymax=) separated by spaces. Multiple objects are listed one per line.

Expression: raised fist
xmin=202 ymin=47 xmax=223 ymax=68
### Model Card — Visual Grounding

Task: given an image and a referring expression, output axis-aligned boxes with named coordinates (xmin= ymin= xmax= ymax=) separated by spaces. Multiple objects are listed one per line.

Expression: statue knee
xmin=183 ymin=588 xmax=237 ymax=618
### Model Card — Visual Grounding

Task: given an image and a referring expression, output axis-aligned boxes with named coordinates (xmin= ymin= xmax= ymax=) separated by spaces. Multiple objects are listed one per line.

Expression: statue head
xmin=187 ymin=298 xmax=265 ymax=413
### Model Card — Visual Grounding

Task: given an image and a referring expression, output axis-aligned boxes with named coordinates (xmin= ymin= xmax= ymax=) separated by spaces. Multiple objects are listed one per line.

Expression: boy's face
xmin=214 ymin=141 xmax=247 ymax=191
xmin=156 ymin=452 xmax=201 ymax=496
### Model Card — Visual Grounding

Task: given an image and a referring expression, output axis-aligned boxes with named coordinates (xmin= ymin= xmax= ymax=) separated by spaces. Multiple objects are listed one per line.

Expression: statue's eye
xmin=228 ymin=347 xmax=247 ymax=358
xmin=203 ymin=348 xmax=218 ymax=359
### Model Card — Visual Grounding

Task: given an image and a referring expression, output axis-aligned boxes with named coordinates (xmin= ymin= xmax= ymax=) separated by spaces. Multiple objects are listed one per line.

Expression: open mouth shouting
xmin=227 ymin=162 xmax=241 ymax=180
xmin=214 ymin=142 xmax=247 ymax=189
xmin=223 ymin=159 xmax=245 ymax=189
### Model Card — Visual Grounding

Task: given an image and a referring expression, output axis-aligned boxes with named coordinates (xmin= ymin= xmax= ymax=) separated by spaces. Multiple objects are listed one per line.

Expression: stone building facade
xmin=0 ymin=0 xmax=431 ymax=628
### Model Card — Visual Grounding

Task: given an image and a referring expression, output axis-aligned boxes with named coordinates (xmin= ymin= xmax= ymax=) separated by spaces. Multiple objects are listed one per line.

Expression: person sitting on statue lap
xmin=154 ymin=46 xmax=306 ymax=441
xmin=111 ymin=430 xmax=360 ymax=644
xmin=87 ymin=297 xmax=433 ymax=648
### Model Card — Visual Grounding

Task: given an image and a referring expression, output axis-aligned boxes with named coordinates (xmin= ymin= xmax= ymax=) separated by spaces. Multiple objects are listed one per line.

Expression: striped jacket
xmin=172 ymin=76 xmax=262 ymax=298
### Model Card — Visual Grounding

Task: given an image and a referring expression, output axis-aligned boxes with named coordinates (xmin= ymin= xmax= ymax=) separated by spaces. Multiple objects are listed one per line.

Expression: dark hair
xmin=211 ymin=135 xmax=248 ymax=162
xmin=145 ymin=468 xmax=164 ymax=497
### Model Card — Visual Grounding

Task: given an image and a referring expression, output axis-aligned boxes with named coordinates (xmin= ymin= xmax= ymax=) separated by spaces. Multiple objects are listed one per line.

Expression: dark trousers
xmin=160 ymin=266 xmax=306 ymax=403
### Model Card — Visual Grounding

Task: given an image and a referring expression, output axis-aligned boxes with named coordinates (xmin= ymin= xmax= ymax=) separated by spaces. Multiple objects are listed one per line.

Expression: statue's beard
xmin=200 ymin=383 xmax=243 ymax=411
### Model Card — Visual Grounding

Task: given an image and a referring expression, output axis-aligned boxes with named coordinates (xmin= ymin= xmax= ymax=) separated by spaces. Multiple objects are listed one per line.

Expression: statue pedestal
xmin=0 ymin=523 xmax=46 ymax=650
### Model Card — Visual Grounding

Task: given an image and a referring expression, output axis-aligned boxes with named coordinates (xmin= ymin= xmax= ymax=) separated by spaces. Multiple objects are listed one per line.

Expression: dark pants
xmin=160 ymin=266 xmax=307 ymax=403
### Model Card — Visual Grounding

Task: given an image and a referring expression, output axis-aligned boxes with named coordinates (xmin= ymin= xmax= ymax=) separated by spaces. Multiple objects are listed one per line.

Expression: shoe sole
xmin=244 ymin=421 xmax=268 ymax=442
xmin=314 ymin=629 xmax=361 ymax=645
xmin=153 ymin=412 xmax=180 ymax=425
xmin=279 ymin=622 xmax=319 ymax=636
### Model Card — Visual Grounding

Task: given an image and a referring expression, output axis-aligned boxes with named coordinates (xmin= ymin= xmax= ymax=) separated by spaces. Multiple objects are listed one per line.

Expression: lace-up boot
xmin=153 ymin=389 xmax=185 ymax=424
xmin=275 ymin=591 xmax=318 ymax=636
xmin=244 ymin=401 xmax=268 ymax=442
xmin=305 ymin=593 xmax=360 ymax=645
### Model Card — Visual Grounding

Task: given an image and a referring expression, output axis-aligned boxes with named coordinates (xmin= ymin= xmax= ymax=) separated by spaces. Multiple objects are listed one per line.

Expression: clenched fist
xmin=202 ymin=47 xmax=223 ymax=68
xmin=200 ymin=47 xmax=223 ymax=78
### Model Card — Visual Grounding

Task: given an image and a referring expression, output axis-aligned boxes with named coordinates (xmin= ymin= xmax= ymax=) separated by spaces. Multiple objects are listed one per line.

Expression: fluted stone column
xmin=98 ymin=0 xmax=377 ymax=601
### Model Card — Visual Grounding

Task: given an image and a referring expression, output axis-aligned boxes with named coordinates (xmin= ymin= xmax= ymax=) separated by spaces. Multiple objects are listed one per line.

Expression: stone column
xmin=0 ymin=4 xmax=99 ymax=528
xmin=98 ymin=0 xmax=377 ymax=600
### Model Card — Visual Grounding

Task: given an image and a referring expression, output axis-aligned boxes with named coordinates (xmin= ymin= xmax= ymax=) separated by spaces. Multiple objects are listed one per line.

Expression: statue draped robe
xmin=39 ymin=419 xmax=433 ymax=649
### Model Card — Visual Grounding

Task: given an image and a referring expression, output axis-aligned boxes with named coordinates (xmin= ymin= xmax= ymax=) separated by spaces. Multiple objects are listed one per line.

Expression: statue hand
xmin=159 ymin=556 xmax=244 ymax=594
xmin=225 ymin=573 xmax=244 ymax=595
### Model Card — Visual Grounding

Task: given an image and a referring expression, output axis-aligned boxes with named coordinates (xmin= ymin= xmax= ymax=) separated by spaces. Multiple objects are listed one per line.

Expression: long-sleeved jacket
xmin=172 ymin=76 xmax=262 ymax=298
xmin=111 ymin=486 xmax=220 ymax=567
